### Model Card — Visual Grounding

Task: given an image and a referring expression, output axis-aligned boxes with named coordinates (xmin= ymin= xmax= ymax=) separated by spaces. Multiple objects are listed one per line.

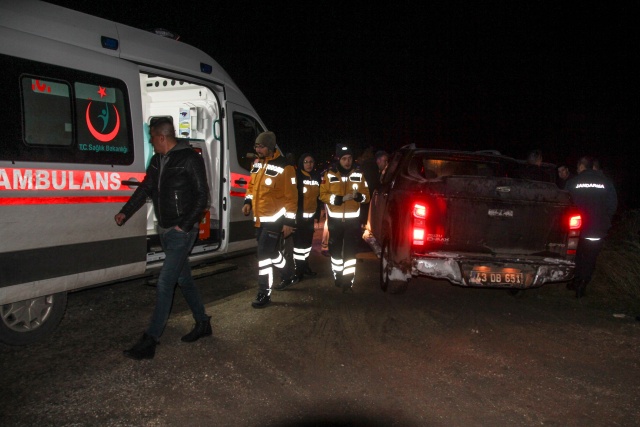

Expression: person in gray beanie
xmin=242 ymin=131 xmax=298 ymax=307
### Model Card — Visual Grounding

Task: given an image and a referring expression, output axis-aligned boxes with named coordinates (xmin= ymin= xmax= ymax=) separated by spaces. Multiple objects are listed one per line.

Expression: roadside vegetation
xmin=533 ymin=209 xmax=640 ymax=314
xmin=590 ymin=209 xmax=640 ymax=313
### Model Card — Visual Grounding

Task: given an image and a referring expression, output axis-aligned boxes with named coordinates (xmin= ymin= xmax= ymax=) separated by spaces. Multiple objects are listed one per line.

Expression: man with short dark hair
xmin=242 ymin=131 xmax=298 ymax=307
xmin=521 ymin=148 xmax=545 ymax=181
xmin=557 ymin=165 xmax=572 ymax=189
xmin=375 ymin=150 xmax=389 ymax=181
xmin=565 ymin=156 xmax=617 ymax=298
xmin=115 ymin=117 xmax=211 ymax=360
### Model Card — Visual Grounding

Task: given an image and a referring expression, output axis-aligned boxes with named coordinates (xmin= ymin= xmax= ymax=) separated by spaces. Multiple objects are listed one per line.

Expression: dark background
xmin=45 ymin=1 xmax=638 ymax=208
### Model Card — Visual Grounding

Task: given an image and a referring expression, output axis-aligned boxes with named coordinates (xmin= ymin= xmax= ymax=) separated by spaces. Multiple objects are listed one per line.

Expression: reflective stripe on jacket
xmin=244 ymin=149 xmax=298 ymax=227
xmin=298 ymin=169 xmax=321 ymax=219
xmin=320 ymin=166 xmax=370 ymax=219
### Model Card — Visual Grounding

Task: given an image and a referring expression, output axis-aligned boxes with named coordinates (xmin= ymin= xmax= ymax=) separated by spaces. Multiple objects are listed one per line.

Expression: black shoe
xmin=252 ymin=292 xmax=271 ymax=308
xmin=341 ymin=278 xmax=354 ymax=293
xmin=274 ymin=276 xmax=299 ymax=291
xmin=181 ymin=316 xmax=212 ymax=342
xmin=123 ymin=333 xmax=157 ymax=360
xmin=575 ymin=287 xmax=586 ymax=299
xmin=304 ymin=266 xmax=317 ymax=276
xmin=334 ymin=277 xmax=342 ymax=287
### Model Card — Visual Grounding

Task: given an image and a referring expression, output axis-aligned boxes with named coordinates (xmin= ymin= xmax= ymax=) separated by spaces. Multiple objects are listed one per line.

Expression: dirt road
xmin=1 ymin=239 xmax=639 ymax=426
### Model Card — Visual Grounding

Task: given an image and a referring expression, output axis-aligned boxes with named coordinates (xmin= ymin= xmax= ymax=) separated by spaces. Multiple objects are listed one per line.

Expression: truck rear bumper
xmin=412 ymin=252 xmax=574 ymax=288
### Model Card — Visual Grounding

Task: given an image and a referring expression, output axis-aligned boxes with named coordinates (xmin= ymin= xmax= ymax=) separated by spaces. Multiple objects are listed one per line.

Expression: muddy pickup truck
xmin=364 ymin=145 xmax=582 ymax=294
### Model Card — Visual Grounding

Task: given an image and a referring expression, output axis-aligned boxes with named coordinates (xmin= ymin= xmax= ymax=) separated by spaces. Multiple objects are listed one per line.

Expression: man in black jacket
xmin=566 ymin=156 xmax=617 ymax=298
xmin=114 ymin=117 xmax=211 ymax=359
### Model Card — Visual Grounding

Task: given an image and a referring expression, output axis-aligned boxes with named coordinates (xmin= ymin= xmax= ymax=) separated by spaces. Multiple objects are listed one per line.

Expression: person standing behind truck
xmin=565 ymin=156 xmax=618 ymax=298
xmin=320 ymin=144 xmax=370 ymax=291
xmin=114 ymin=117 xmax=211 ymax=360
xmin=242 ymin=131 xmax=298 ymax=307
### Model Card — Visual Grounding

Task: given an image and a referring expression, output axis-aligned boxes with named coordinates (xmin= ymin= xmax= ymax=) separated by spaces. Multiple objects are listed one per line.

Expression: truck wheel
xmin=380 ymin=240 xmax=408 ymax=294
xmin=0 ymin=293 xmax=67 ymax=346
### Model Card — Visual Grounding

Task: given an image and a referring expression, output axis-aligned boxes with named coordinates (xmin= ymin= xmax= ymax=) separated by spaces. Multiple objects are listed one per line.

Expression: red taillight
xmin=414 ymin=203 xmax=427 ymax=218
xmin=569 ymin=215 xmax=582 ymax=230
xmin=413 ymin=203 xmax=428 ymax=245
xmin=566 ymin=213 xmax=581 ymax=257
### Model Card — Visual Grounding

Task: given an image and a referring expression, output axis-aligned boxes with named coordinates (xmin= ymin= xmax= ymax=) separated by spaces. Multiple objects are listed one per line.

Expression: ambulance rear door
xmin=225 ymin=102 xmax=266 ymax=252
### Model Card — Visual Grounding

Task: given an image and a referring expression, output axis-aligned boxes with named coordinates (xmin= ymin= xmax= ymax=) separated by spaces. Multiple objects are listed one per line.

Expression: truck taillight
xmin=567 ymin=213 xmax=581 ymax=256
xmin=413 ymin=203 xmax=427 ymax=245
xmin=569 ymin=215 xmax=582 ymax=230
xmin=414 ymin=204 xmax=427 ymax=219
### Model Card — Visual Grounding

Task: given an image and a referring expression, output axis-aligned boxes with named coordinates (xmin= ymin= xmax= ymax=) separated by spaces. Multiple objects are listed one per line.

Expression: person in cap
xmin=242 ymin=131 xmax=298 ymax=307
xmin=319 ymin=144 xmax=370 ymax=291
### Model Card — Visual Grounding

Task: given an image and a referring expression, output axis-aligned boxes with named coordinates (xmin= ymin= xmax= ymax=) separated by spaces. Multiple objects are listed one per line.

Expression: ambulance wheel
xmin=0 ymin=292 xmax=67 ymax=346
xmin=380 ymin=239 xmax=408 ymax=295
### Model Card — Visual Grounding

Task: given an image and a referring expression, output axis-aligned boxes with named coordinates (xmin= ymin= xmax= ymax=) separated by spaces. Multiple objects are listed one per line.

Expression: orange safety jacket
xmin=244 ymin=149 xmax=298 ymax=227
xmin=298 ymin=169 xmax=321 ymax=219
xmin=320 ymin=166 xmax=370 ymax=219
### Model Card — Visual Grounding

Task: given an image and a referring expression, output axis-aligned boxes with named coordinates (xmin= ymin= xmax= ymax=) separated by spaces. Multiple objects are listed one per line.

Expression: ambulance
xmin=0 ymin=0 xmax=265 ymax=344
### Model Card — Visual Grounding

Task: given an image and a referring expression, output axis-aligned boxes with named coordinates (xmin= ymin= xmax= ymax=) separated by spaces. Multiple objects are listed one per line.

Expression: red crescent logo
xmin=85 ymin=102 xmax=121 ymax=142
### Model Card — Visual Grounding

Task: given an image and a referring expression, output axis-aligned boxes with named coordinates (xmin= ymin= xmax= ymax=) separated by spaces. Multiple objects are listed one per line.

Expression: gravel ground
xmin=2 ymin=233 xmax=639 ymax=426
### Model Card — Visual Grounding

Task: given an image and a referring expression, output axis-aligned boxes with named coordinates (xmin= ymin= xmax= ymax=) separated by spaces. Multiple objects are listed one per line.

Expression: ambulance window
xmin=1 ymin=54 xmax=133 ymax=164
xmin=21 ymin=78 xmax=73 ymax=147
xmin=74 ymin=81 xmax=131 ymax=164
xmin=233 ymin=113 xmax=264 ymax=172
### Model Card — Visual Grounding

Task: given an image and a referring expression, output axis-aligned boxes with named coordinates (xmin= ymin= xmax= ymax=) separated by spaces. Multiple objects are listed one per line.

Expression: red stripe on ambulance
xmin=0 ymin=168 xmax=145 ymax=192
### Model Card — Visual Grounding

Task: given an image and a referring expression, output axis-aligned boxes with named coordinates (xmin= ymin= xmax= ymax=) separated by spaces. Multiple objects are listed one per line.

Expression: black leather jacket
xmin=119 ymin=141 xmax=209 ymax=232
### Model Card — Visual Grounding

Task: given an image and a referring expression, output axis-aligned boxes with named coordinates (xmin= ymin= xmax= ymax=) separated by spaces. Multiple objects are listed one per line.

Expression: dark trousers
xmin=328 ymin=217 xmax=362 ymax=285
xmin=256 ymin=222 xmax=285 ymax=294
xmin=574 ymin=237 xmax=605 ymax=288
xmin=293 ymin=218 xmax=315 ymax=274
xmin=147 ymin=227 xmax=208 ymax=339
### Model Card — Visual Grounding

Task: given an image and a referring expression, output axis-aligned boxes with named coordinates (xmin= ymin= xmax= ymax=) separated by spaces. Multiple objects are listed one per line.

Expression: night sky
xmin=45 ymin=1 xmax=638 ymax=208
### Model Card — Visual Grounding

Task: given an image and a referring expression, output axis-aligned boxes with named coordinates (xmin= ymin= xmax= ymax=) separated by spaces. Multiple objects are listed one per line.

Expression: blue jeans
xmin=147 ymin=227 xmax=208 ymax=339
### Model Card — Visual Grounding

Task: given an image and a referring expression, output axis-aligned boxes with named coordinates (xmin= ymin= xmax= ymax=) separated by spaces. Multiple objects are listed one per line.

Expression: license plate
xmin=469 ymin=271 xmax=523 ymax=285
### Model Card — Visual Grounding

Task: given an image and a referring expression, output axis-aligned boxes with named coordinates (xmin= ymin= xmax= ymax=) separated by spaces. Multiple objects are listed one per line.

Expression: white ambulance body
xmin=0 ymin=0 xmax=264 ymax=344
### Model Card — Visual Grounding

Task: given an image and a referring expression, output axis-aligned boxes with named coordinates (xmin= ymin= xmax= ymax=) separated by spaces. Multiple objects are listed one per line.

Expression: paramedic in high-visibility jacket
xmin=242 ymin=131 xmax=298 ymax=308
xmin=274 ymin=152 xmax=322 ymax=290
xmin=319 ymin=144 xmax=370 ymax=291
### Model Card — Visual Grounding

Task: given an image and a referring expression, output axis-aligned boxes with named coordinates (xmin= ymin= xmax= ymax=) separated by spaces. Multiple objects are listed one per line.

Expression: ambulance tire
xmin=380 ymin=239 xmax=408 ymax=295
xmin=0 ymin=292 xmax=67 ymax=346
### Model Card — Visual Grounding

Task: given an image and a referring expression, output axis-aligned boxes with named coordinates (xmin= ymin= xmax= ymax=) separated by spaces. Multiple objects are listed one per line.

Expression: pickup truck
xmin=364 ymin=145 xmax=582 ymax=294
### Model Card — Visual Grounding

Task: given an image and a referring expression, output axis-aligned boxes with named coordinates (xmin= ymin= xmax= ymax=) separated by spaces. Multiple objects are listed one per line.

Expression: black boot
xmin=303 ymin=265 xmax=317 ymax=276
xmin=573 ymin=280 xmax=587 ymax=299
xmin=252 ymin=292 xmax=271 ymax=308
xmin=123 ymin=333 xmax=157 ymax=360
xmin=181 ymin=316 xmax=212 ymax=342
